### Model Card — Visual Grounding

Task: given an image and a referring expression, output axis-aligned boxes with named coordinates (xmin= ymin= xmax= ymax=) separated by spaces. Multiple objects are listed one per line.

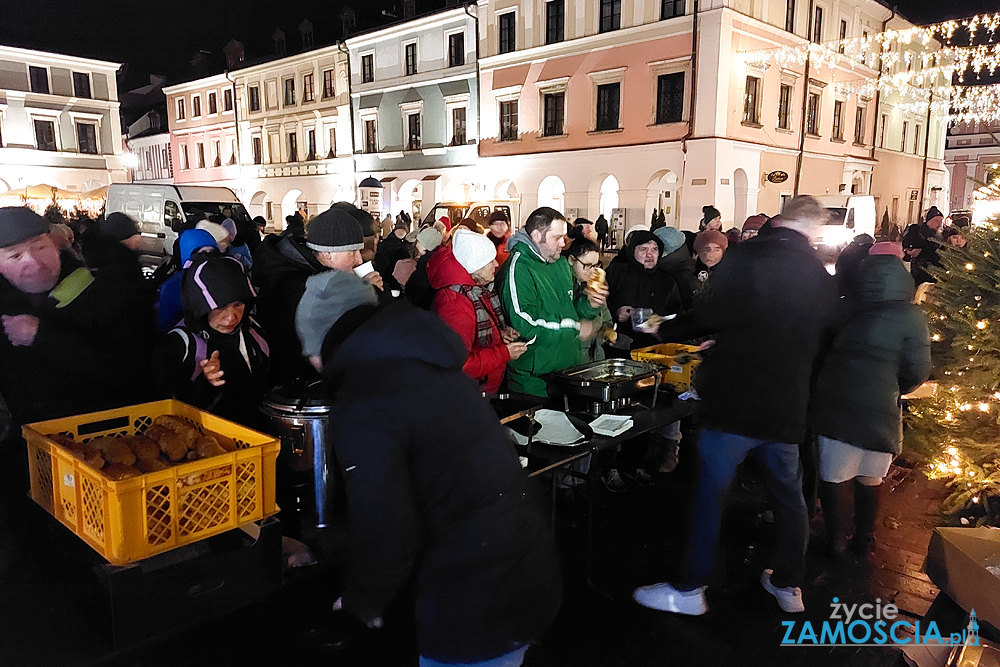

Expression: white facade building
xmin=232 ymin=46 xmax=354 ymax=226
xmin=0 ymin=45 xmax=125 ymax=211
xmin=945 ymin=119 xmax=1000 ymax=213
xmin=347 ymin=6 xmax=480 ymax=221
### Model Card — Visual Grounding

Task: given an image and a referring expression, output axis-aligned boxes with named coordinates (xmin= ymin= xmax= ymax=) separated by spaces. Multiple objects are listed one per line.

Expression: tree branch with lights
xmin=905 ymin=216 xmax=1000 ymax=525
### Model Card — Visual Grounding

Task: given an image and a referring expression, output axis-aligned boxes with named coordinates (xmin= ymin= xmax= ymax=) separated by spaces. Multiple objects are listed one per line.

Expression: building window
xmin=208 ymin=92 xmax=218 ymax=114
xmin=449 ymin=33 xmax=465 ymax=67
xmin=656 ymin=72 xmax=684 ymax=124
xmin=806 ymin=92 xmax=820 ymax=135
xmin=196 ymin=143 xmax=205 ymax=168
xmin=224 ymin=88 xmax=233 ymax=111
xmin=405 ymin=43 xmax=417 ymax=76
xmin=229 ymin=139 xmax=237 ymax=165
xmin=879 ymin=114 xmax=887 ymax=147
xmin=287 ymin=132 xmax=298 ymax=162
xmin=361 ymin=54 xmax=374 ymax=83
xmin=901 ymin=121 xmax=908 ymax=152
xmin=303 ymin=73 xmax=315 ymax=102
xmin=328 ymin=127 xmax=337 ymax=158
xmin=839 ymin=20 xmax=847 ymax=53
xmin=914 ymin=124 xmax=921 ymax=154
xmin=212 ymin=140 xmax=221 ymax=167
xmin=284 ymin=78 xmax=295 ymax=106
xmin=73 ymin=72 xmax=91 ymax=98
xmin=34 ymin=119 xmax=57 ymax=151
xmin=600 ymin=0 xmax=621 ymax=33
xmin=546 ymin=1 xmax=565 ymax=44
xmin=498 ymin=12 xmax=516 ymax=54
xmin=500 ymin=100 xmax=518 ymax=141
xmin=406 ymin=113 xmax=422 ymax=151
xmin=813 ymin=6 xmax=823 ymax=42
xmin=249 ymin=86 xmax=261 ymax=112
xmin=596 ymin=83 xmax=620 ymax=131
xmin=743 ymin=76 xmax=761 ymax=125
xmin=785 ymin=0 xmax=795 ymax=33
xmin=323 ymin=69 xmax=335 ymax=97
xmin=832 ymin=100 xmax=844 ymax=139
xmin=854 ymin=106 xmax=866 ymax=144
xmin=180 ymin=145 xmax=189 ymax=170
xmin=543 ymin=92 xmax=565 ymax=136
xmin=192 ymin=95 xmax=202 ymax=117
xmin=777 ymin=83 xmax=792 ymax=129
xmin=661 ymin=0 xmax=684 ymax=19
xmin=307 ymin=129 xmax=317 ymax=160
xmin=28 ymin=66 xmax=49 ymax=94
xmin=364 ymin=119 xmax=377 ymax=153
xmin=177 ymin=98 xmax=186 ymax=120
xmin=76 ymin=123 xmax=97 ymax=154
xmin=452 ymin=107 xmax=467 ymax=145
xmin=252 ymin=136 xmax=263 ymax=164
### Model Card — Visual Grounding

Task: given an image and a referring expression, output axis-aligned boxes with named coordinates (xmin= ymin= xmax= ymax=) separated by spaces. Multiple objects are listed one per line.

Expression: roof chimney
xmin=223 ymin=40 xmax=245 ymax=68
xmin=403 ymin=0 xmax=416 ymax=19
xmin=340 ymin=6 xmax=356 ymax=35
xmin=273 ymin=29 xmax=286 ymax=56
xmin=299 ymin=19 xmax=314 ymax=50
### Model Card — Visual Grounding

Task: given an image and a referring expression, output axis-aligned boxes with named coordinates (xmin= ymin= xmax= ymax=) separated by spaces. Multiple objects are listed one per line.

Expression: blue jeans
xmin=419 ymin=645 xmax=529 ymax=667
xmin=680 ymin=429 xmax=808 ymax=590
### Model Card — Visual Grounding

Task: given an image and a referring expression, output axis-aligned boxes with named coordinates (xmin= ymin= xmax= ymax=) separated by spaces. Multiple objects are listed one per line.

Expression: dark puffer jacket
xmin=658 ymin=227 xmax=837 ymax=444
xmin=323 ymin=302 xmax=561 ymax=663
xmin=811 ymin=255 xmax=931 ymax=454
xmin=252 ymin=233 xmax=325 ymax=385
xmin=605 ymin=231 xmax=681 ymax=349
xmin=657 ymin=244 xmax=699 ymax=311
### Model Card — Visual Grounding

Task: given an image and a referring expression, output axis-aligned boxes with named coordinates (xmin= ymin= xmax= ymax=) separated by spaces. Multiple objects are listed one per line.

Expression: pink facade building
xmin=164 ymin=74 xmax=240 ymax=188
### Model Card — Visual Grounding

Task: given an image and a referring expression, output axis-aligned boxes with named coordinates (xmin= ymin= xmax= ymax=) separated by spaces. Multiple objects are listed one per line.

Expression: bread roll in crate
xmin=23 ymin=399 xmax=279 ymax=565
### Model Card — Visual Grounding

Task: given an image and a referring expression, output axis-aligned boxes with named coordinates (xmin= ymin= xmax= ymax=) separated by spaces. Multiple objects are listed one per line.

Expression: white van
xmin=105 ymin=184 xmax=251 ymax=266
xmin=811 ymin=195 xmax=877 ymax=249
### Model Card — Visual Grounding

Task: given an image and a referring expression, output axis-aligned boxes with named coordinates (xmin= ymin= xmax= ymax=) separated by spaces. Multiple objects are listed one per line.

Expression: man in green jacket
xmin=497 ymin=207 xmax=606 ymax=397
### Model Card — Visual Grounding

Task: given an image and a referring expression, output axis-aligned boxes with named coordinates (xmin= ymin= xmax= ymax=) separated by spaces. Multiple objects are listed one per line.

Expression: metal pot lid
xmin=260 ymin=379 xmax=334 ymax=416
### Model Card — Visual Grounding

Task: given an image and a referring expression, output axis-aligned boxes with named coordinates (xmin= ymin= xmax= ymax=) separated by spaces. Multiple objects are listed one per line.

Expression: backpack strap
xmin=169 ymin=322 xmax=209 ymax=382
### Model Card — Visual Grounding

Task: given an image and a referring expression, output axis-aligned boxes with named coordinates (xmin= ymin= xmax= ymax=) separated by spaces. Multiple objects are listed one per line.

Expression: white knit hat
xmin=196 ymin=220 xmax=229 ymax=245
xmin=452 ymin=228 xmax=497 ymax=274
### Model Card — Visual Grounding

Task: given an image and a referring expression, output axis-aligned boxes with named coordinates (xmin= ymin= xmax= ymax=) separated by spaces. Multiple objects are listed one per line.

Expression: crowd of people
xmin=0 ymin=191 xmax=949 ymax=665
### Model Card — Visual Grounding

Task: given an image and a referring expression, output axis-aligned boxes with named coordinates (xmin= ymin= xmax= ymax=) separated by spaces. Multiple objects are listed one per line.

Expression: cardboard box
xmin=925 ymin=527 xmax=1000 ymax=632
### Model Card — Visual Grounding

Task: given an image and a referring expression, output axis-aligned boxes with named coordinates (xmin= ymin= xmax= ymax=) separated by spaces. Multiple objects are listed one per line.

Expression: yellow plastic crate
xmin=631 ymin=343 xmax=702 ymax=391
xmin=23 ymin=399 xmax=280 ymax=566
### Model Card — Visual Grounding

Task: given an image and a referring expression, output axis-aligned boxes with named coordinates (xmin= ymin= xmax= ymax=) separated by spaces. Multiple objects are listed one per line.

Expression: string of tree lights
xmin=740 ymin=12 xmax=1000 ymax=125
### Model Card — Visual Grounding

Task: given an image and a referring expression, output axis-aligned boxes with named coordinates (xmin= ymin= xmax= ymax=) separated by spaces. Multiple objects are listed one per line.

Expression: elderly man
xmin=497 ymin=207 xmax=607 ymax=397
xmin=902 ymin=206 xmax=944 ymax=285
xmin=253 ymin=205 xmax=382 ymax=386
xmin=0 ymin=207 xmax=153 ymax=484
xmin=605 ymin=230 xmax=681 ymax=351
xmin=635 ymin=196 xmax=836 ymax=615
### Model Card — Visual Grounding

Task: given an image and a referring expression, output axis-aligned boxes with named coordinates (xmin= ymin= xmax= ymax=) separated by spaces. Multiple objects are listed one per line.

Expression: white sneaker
xmin=760 ymin=569 xmax=805 ymax=613
xmin=632 ymin=582 xmax=708 ymax=615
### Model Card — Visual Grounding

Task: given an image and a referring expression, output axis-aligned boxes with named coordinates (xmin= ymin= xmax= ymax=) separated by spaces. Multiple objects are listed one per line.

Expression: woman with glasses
xmin=563 ymin=236 xmax=613 ymax=362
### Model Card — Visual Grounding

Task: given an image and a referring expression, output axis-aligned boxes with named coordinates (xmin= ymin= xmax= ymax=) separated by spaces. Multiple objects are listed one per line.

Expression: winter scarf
xmin=449 ymin=284 xmax=506 ymax=348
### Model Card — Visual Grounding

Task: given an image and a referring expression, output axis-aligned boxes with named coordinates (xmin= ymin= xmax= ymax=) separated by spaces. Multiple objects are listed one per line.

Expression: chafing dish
xmin=549 ymin=359 xmax=666 ymax=411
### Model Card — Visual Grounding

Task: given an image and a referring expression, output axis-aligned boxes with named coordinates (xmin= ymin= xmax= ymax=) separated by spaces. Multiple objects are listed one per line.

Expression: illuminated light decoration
xmin=977 ymin=320 xmax=989 ymax=329
xmin=967 ymin=263 xmax=976 ymax=270
xmin=932 ymin=333 xmax=942 ymax=341
xmin=979 ymin=403 xmax=991 ymax=412
xmin=739 ymin=12 xmax=1000 ymax=124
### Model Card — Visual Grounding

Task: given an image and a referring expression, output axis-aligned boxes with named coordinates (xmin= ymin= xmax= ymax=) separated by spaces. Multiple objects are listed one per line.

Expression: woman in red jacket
xmin=428 ymin=229 xmax=526 ymax=394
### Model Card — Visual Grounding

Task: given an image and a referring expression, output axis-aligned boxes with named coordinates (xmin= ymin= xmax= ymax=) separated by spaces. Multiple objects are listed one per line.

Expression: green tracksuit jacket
xmin=497 ymin=235 xmax=600 ymax=397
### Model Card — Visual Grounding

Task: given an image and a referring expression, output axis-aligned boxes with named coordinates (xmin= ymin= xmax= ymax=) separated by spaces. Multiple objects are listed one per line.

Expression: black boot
xmin=819 ymin=481 xmax=852 ymax=557
xmin=849 ymin=481 xmax=880 ymax=556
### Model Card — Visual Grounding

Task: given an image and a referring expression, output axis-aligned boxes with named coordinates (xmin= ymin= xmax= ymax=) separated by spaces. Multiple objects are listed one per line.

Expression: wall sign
xmin=767 ymin=171 xmax=789 ymax=184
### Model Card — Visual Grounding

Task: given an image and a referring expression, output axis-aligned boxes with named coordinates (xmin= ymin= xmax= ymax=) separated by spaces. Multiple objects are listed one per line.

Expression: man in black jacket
xmin=605 ymin=230 xmax=681 ymax=351
xmin=901 ymin=206 xmax=944 ymax=285
xmin=320 ymin=302 xmax=561 ymax=665
xmin=635 ymin=196 xmax=836 ymax=615
xmin=0 ymin=207 xmax=153 ymax=493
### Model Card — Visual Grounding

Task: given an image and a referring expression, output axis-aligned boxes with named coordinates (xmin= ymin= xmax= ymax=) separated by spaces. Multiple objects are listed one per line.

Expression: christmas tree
xmin=905 ymin=215 xmax=1000 ymax=524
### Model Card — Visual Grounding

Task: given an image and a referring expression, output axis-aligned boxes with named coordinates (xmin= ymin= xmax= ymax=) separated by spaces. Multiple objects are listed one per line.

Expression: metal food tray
xmin=550 ymin=359 xmax=665 ymax=403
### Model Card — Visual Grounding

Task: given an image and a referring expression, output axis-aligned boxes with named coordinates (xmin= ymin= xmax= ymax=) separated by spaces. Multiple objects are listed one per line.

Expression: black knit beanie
xmin=306 ymin=208 xmax=364 ymax=253
xmin=0 ymin=207 xmax=52 ymax=248
xmin=99 ymin=212 xmax=140 ymax=241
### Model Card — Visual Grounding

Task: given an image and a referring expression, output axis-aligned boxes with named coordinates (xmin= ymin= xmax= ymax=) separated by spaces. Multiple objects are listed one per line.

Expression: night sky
xmin=0 ymin=0 xmax=993 ymax=88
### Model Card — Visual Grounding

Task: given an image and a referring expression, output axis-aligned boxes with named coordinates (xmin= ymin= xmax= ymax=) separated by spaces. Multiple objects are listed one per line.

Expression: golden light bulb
xmin=948 ymin=446 xmax=959 ymax=455
xmin=960 ymin=403 xmax=972 ymax=411
xmin=966 ymin=263 xmax=975 ymax=270
xmin=977 ymin=320 xmax=989 ymax=329
xmin=932 ymin=333 xmax=942 ymax=341
xmin=979 ymin=403 xmax=990 ymax=412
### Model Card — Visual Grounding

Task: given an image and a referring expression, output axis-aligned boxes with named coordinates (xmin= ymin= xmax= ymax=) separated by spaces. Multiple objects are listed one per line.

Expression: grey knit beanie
xmin=295 ymin=270 xmax=377 ymax=357
xmin=306 ymin=208 xmax=364 ymax=253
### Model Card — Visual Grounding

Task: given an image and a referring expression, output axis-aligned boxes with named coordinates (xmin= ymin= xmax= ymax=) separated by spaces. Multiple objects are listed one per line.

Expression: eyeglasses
xmin=574 ymin=259 xmax=601 ymax=270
